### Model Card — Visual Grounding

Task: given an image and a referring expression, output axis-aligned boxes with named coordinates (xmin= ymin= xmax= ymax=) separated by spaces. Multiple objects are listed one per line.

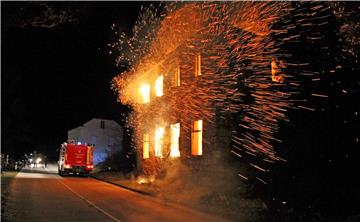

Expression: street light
xmin=36 ymin=158 xmax=42 ymax=164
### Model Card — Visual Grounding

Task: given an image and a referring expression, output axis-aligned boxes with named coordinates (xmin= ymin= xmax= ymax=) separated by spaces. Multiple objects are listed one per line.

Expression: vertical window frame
xmin=194 ymin=54 xmax=202 ymax=77
xmin=170 ymin=123 xmax=180 ymax=157
xmin=143 ymin=133 xmax=150 ymax=159
xmin=191 ymin=120 xmax=203 ymax=156
xmin=154 ymin=75 xmax=164 ymax=97
xmin=154 ymin=127 xmax=164 ymax=158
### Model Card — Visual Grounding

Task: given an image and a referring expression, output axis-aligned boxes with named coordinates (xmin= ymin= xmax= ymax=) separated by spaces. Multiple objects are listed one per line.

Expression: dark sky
xmin=2 ymin=2 xmax=153 ymax=159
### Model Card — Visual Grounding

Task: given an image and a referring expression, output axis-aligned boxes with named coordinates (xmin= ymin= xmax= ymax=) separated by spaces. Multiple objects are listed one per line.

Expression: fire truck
xmin=58 ymin=140 xmax=94 ymax=176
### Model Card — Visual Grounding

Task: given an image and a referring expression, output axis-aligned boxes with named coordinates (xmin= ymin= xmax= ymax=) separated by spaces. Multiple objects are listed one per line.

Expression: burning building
xmin=110 ymin=2 xmax=348 ymax=220
xmin=112 ymin=2 xmax=289 ymax=178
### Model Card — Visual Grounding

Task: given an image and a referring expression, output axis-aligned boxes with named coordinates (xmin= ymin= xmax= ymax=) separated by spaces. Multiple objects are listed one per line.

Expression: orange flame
xmin=170 ymin=123 xmax=180 ymax=158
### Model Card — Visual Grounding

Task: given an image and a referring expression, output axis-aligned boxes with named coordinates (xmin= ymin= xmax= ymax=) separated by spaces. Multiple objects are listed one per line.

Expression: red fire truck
xmin=58 ymin=140 xmax=94 ymax=176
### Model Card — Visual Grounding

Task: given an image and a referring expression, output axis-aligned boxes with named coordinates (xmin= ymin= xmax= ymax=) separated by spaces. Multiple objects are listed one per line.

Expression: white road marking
xmin=55 ymin=176 xmax=122 ymax=222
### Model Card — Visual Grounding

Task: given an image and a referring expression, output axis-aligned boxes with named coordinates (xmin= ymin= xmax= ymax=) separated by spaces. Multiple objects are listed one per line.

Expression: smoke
xmin=111 ymin=0 xmax=359 ymax=187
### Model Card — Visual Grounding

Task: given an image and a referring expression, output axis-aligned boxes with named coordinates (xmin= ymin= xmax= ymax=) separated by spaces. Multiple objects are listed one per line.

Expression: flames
xmin=143 ymin=133 xmax=150 ymax=159
xmin=139 ymin=84 xmax=151 ymax=103
xmin=191 ymin=120 xmax=202 ymax=156
xmin=154 ymin=75 xmax=163 ymax=97
xmin=170 ymin=123 xmax=180 ymax=158
xmin=111 ymin=2 xmax=338 ymax=181
xmin=112 ymin=2 xmax=289 ymax=162
xmin=271 ymin=59 xmax=285 ymax=83
xmin=154 ymin=127 xmax=164 ymax=158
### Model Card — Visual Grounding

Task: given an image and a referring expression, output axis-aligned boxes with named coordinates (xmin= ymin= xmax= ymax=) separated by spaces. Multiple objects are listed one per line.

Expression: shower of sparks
xmin=111 ymin=2 xmax=359 ymax=181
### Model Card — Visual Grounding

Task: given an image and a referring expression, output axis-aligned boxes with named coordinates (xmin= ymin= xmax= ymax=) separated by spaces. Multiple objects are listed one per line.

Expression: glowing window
xmin=170 ymin=123 xmax=180 ymax=157
xmin=271 ymin=59 xmax=284 ymax=83
xmin=143 ymin=133 xmax=150 ymax=159
xmin=175 ymin=66 xmax=181 ymax=86
xmin=154 ymin=127 xmax=164 ymax=157
xmin=155 ymin=75 xmax=163 ymax=97
xmin=191 ymin=120 xmax=203 ymax=156
xmin=271 ymin=59 xmax=278 ymax=76
xmin=194 ymin=54 xmax=202 ymax=77
xmin=139 ymin=84 xmax=150 ymax=103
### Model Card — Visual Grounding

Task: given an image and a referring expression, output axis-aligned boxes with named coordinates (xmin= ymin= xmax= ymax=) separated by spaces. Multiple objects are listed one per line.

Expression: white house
xmin=68 ymin=118 xmax=123 ymax=165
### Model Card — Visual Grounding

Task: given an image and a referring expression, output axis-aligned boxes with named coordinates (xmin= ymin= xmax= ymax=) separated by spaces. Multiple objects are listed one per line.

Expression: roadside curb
xmin=89 ymin=175 xmax=155 ymax=197
xmin=89 ymin=175 xmax=232 ymax=222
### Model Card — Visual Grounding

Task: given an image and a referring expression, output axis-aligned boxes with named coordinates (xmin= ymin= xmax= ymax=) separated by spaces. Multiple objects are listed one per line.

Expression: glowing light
xmin=137 ymin=175 xmax=155 ymax=184
xmin=137 ymin=177 xmax=147 ymax=184
xmin=143 ymin=133 xmax=150 ymax=159
xmin=191 ymin=120 xmax=202 ymax=156
xmin=271 ymin=59 xmax=285 ymax=83
xmin=36 ymin=158 xmax=42 ymax=164
xmin=155 ymin=75 xmax=163 ymax=97
xmin=170 ymin=123 xmax=180 ymax=157
xmin=86 ymin=146 xmax=93 ymax=165
xmin=111 ymin=2 xmax=339 ymax=174
xmin=139 ymin=84 xmax=150 ymax=103
xmin=194 ymin=54 xmax=201 ymax=77
xmin=154 ymin=127 xmax=164 ymax=157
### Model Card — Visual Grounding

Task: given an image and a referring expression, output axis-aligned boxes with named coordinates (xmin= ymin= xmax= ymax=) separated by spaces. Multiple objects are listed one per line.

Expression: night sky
xmin=2 ymin=2 xmax=151 ymax=159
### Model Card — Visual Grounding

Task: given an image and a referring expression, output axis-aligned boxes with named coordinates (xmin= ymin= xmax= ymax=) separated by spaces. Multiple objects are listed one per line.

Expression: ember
xmin=111 ymin=2 xmax=348 ymax=181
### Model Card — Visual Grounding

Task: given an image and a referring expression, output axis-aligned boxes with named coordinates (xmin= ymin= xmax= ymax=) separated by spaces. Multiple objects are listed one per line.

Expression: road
xmin=3 ymin=164 xmax=229 ymax=222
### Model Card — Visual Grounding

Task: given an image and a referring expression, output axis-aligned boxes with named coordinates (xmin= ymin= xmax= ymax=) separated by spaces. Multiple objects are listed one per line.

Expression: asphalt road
xmin=3 ymin=164 xmax=228 ymax=222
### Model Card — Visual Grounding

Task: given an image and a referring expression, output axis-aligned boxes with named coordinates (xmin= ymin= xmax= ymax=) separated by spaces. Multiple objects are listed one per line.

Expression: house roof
xmin=68 ymin=117 xmax=122 ymax=132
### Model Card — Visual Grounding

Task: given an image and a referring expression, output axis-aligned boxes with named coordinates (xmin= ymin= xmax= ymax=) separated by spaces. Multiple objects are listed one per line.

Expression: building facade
xmin=68 ymin=118 xmax=123 ymax=165
xmin=113 ymin=2 xmax=286 ymax=177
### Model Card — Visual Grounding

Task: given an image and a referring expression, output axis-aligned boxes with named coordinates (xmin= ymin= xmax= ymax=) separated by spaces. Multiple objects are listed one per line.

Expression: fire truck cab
xmin=58 ymin=140 xmax=94 ymax=176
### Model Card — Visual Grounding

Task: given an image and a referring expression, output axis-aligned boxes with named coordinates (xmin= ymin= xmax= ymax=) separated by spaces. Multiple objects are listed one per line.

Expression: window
xmin=194 ymin=54 xmax=202 ymax=77
xmin=154 ymin=127 xmax=164 ymax=157
xmin=170 ymin=123 xmax=180 ymax=157
xmin=191 ymin=120 xmax=203 ymax=156
xmin=139 ymin=84 xmax=151 ymax=103
xmin=271 ymin=58 xmax=284 ymax=83
xmin=154 ymin=75 xmax=163 ymax=97
xmin=143 ymin=133 xmax=150 ymax=159
xmin=100 ymin=120 xmax=105 ymax=129
xmin=175 ymin=66 xmax=181 ymax=86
